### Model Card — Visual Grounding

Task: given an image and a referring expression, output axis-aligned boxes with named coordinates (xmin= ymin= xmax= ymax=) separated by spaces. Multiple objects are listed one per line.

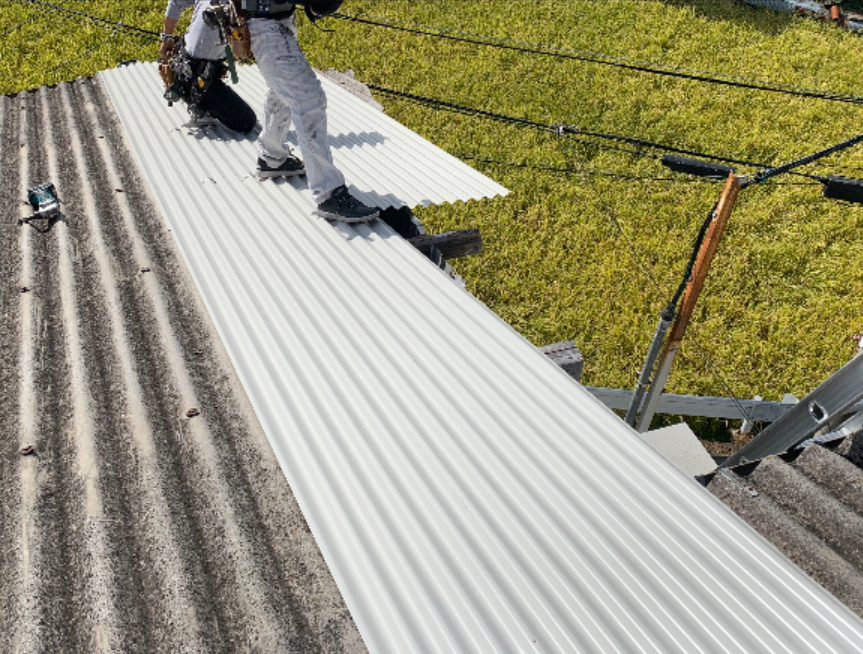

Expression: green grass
xmin=4 ymin=0 xmax=863 ymax=408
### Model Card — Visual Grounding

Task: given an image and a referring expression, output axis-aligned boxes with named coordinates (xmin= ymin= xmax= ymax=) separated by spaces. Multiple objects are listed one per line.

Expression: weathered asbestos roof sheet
xmin=92 ymin=61 xmax=863 ymax=653
xmin=709 ymin=432 xmax=863 ymax=620
xmin=1 ymin=79 xmax=366 ymax=653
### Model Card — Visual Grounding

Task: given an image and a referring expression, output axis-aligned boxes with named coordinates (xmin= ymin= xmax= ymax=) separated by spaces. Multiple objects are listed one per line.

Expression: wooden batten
xmin=408 ymin=229 xmax=483 ymax=260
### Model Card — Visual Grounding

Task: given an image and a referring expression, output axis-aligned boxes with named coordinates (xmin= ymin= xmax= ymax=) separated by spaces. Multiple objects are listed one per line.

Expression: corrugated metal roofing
xmin=96 ymin=61 xmax=863 ymax=653
xmin=1 ymin=78 xmax=366 ymax=653
xmin=103 ymin=62 xmax=507 ymax=211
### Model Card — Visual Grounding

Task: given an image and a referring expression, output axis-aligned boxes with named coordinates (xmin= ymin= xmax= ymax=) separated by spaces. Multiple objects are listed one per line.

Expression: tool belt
xmin=238 ymin=0 xmax=298 ymax=18
xmin=204 ymin=1 xmax=254 ymax=62
xmin=163 ymin=43 xmax=228 ymax=114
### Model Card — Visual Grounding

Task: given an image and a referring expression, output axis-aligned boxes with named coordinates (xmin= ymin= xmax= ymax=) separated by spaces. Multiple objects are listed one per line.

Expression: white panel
xmin=99 ymin=63 xmax=863 ymax=654
xmin=641 ymin=423 xmax=717 ymax=478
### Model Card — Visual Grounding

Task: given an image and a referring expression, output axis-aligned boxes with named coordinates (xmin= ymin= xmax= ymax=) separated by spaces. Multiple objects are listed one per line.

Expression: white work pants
xmin=249 ymin=14 xmax=344 ymax=204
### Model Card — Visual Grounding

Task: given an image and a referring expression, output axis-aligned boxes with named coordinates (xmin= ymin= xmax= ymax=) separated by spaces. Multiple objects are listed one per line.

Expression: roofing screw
xmin=20 ymin=287 xmax=29 ymax=294
xmin=186 ymin=408 xmax=200 ymax=418
xmin=115 ymin=188 xmax=124 ymax=193
xmin=140 ymin=267 xmax=151 ymax=273
xmin=20 ymin=445 xmax=35 ymax=456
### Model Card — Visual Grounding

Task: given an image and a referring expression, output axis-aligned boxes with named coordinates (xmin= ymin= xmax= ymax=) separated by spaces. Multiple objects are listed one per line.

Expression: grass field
xmin=4 ymin=0 xmax=863 ymax=419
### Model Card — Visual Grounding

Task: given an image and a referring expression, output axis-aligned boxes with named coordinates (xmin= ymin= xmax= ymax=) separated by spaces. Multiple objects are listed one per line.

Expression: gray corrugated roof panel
xmin=96 ymin=62 xmax=863 ymax=653
xmin=1 ymin=79 xmax=366 ymax=652
xmin=710 ymin=433 xmax=863 ymax=621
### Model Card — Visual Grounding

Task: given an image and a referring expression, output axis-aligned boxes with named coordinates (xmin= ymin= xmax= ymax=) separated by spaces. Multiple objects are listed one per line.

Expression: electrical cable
xmin=11 ymin=0 xmax=160 ymax=41
xmin=457 ymin=153 xmax=721 ymax=183
xmin=0 ymin=13 xmax=44 ymax=38
xmin=42 ymin=25 xmax=121 ymax=83
xmin=670 ymin=204 xmax=717 ymax=312
xmin=744 ymin=132 xmax=863 ymax=187
xmin=368 ymin=82 xmax=828 ymax=181
xmin=336 ymin=10 xmax=863 ymax=106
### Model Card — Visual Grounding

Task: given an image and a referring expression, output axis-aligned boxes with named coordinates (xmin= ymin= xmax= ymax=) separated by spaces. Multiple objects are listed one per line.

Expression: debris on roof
xmin=641 ymin=422 xmax=718 ymax=478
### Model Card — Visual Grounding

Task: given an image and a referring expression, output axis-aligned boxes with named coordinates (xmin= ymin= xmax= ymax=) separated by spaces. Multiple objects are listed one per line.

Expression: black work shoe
xmin=314 ymin=185 xmax=380 ymax=224
xmin=256 ymin=156 xmax=306 ymax=178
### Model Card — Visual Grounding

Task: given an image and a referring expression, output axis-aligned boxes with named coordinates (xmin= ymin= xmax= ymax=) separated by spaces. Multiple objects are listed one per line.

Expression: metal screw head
xmin=186 ymin=408 xmax=201 ymax=418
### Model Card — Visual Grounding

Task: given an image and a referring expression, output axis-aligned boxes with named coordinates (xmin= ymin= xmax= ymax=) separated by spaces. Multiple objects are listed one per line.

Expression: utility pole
xmin=635 ymin=172 xmax=742 ymax=432
xmin=626 ymin=132 xmax=863 ymax=433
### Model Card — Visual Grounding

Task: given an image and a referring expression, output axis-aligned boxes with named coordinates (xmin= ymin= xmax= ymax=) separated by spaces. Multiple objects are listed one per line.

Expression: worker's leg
xmin=248 ymin=15 xmax=344 ymax=203
xmin=203 ymin=80 xmax=258 ymax=133
xmin=256 ymin=88 xmax=295 ymax=166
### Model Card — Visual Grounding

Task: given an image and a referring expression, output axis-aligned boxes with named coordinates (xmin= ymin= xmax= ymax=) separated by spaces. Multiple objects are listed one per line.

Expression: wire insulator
xmin=662 ymin=155 xmax=735 ymax=179
xmin=823 ymin=176 xmax=863 ymax=204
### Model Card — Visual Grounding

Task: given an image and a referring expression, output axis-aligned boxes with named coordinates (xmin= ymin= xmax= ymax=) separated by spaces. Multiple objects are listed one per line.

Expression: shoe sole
xmin=314 ymin=208 xmax=380 ymax=224
xmin=256 ymin=169 xmax=306 ymax=179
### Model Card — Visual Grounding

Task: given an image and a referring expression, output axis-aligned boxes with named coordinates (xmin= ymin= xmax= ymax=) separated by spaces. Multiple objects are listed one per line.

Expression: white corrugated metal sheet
xmin=105 ymin=61 xmax=507 ymax=209
xmin=99 ymin=62 xmax=863 ymax=653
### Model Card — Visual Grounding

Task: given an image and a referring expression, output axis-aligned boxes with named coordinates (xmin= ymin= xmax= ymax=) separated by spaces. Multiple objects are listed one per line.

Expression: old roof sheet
xmin=1 ymin=78 xmax=367 ymax=653
xmin=709 ymin=432 xmax=863 ymax=620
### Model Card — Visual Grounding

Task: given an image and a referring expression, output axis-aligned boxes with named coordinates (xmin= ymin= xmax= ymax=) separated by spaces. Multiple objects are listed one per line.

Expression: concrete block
xmin=642 ymin=422 xmax=717 ymax=477
xmin=541 ymin=341 xmax=583 ymax=382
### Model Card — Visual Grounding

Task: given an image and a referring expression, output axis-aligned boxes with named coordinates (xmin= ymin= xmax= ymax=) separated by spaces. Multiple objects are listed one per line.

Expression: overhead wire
xmin=0 ymin=13 xmax=44 ymax=39
xmin=456 ymin=154 xmax=718 ymax=183
xmin=41 ymin=25 xmax=122 ymax=84
xmin=335 ymin=10 xmax=863 ymax=106
xmin=368 ymin=82 xmax=833 ymax=181
xmin=10 ymin=0 xmax=160 ymax=41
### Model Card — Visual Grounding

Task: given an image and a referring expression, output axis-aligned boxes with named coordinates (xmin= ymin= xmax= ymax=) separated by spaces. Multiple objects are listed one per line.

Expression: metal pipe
xmin=625 ymin=307 xmax=674 ymax=426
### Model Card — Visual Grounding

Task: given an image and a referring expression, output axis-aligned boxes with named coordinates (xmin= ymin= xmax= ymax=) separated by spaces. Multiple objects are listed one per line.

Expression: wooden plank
xmin=636 ymin=173 xmax=742 ymax=431
xmin=669 ymin=173 xmax=742 ymax=343
xmin=408 ymin=229 xmax=482 ymax=259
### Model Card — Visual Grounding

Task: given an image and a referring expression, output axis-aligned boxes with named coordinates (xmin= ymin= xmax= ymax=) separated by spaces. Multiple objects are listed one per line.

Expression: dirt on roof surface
xmin=0 ymin=78 xmax=368 ymax=654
